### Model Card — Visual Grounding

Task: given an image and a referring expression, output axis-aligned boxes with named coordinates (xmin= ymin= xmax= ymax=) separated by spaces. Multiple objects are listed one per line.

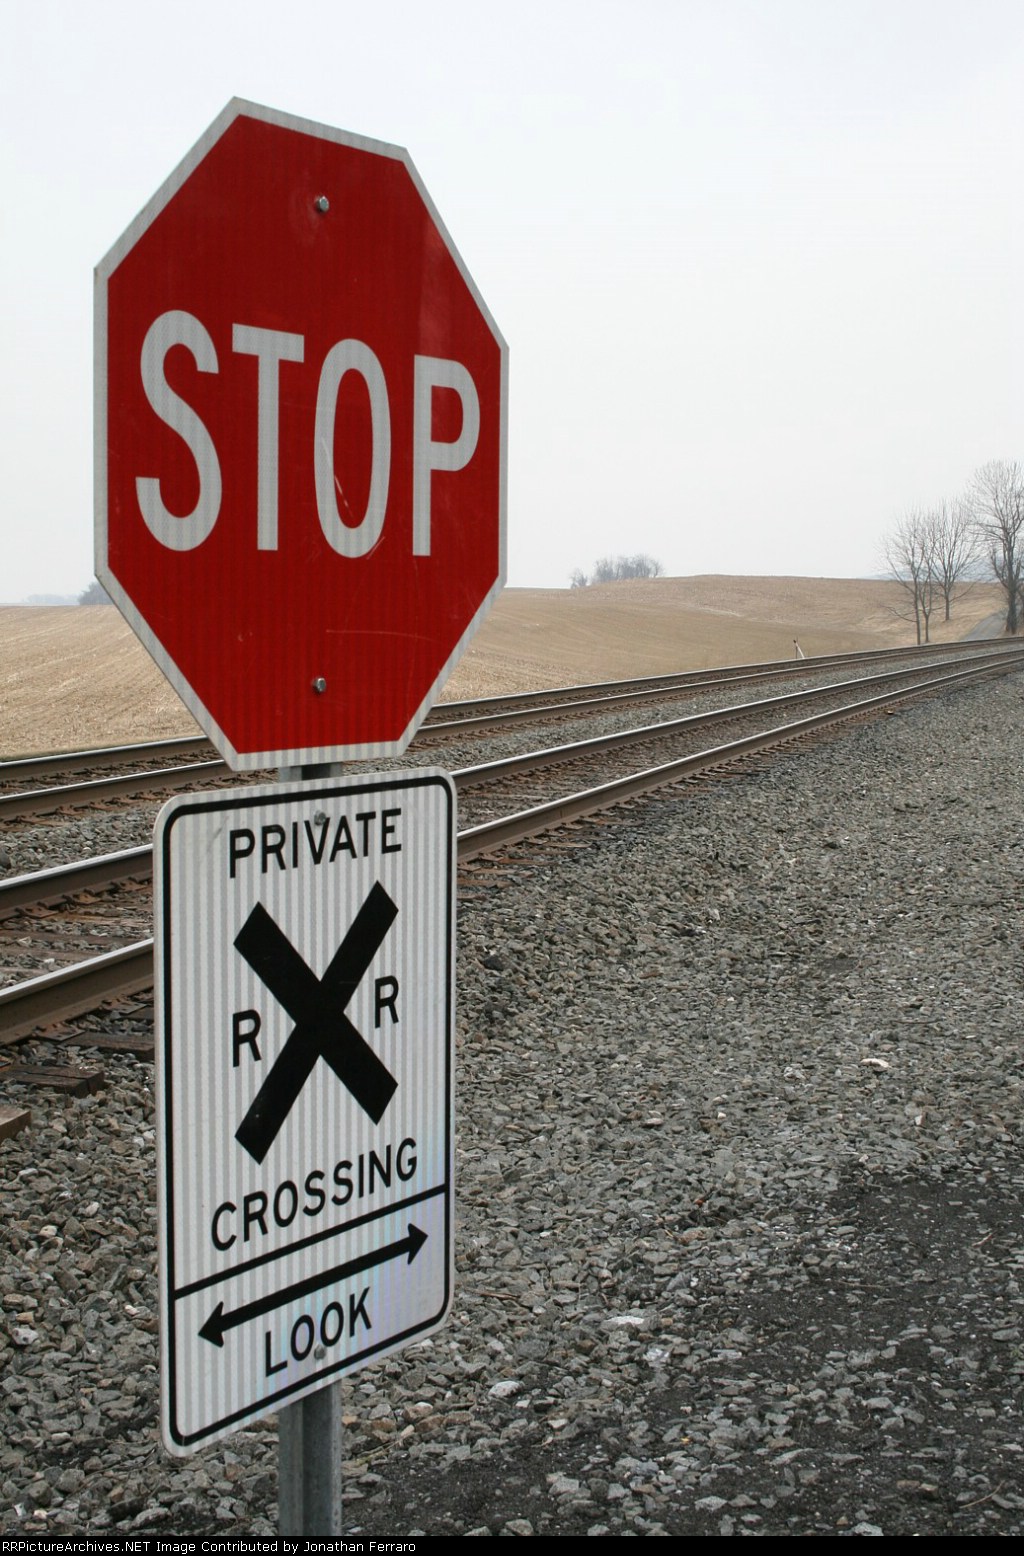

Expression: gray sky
xmin=3 ymin=0 xmax=1023 ymax=601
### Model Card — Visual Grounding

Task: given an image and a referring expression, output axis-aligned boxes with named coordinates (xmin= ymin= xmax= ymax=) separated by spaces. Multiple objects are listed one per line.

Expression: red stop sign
xmin=96 ymin=100 xmax=507 ymax=769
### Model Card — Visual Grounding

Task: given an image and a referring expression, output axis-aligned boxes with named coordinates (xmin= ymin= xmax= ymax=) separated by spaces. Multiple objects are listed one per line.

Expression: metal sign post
xmin=278 ymin=1379 xmax=344 ymax=1534
xmin=275 ymin=759 xmax=345 ymax=1536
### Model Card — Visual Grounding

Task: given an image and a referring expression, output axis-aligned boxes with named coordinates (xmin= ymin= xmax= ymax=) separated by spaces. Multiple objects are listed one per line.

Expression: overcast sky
xmin=3 ymin=0 xmax=1023 ymax=602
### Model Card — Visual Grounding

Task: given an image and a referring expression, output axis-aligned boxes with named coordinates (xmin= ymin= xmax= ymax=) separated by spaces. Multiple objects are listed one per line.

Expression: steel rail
xmin=458 ymin=655 xmax=1015 ymax=858
xmin=0 ymin=846 xmax=153 ymax=916
xmin=450 ymin=648 xmax=1024 ymax=788
xmin=429 ymin=635 xmax=1017 ymax=724
xmin=0 ymin=734 xmax=211 ymax=783
xmin=5 ymin=647 xmax=1020 ymax=918
xmin=0 ymin=761 xmax=230 ymax=822
xmin=8 ymin=646 xmax=1024 ymax=913
xmin=3 ymin=640 xmax=1020 ymax=822
xmin=0 ymin=652 xmax=1017 ymax=1046
xmin=422 ymin=645 xmax=1001 ymax=736
xmin=0 ymin=942 xmax=154 ymax=1045
xmin=2 ymin=636 xmax=1014 ymax=788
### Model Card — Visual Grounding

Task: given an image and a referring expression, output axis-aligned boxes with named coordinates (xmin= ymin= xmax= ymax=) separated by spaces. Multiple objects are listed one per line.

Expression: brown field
xmin=0 ymin=576 xmax=1006 ymax=759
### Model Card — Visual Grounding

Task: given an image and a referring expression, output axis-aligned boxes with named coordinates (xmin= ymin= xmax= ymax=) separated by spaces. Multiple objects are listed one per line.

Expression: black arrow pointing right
xmin=200 ymin=1223 xmax=428 ymax=1347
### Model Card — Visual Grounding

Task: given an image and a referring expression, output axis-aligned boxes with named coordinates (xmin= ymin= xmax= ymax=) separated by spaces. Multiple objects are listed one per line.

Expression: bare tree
xmin=572 ymin=554 xmax=665 ymax=586
xmin=623 ymin=553 xmax=664 ymax=579
xmin=78 ymin=579 xmax=111 ymax=605
xmin=931 ymin=498 xmax=978 ymax=622
xmin=969 ymin=460 xmax=1024 ymax=634
xmin=884 ymin=511 xmax=937 ymax=645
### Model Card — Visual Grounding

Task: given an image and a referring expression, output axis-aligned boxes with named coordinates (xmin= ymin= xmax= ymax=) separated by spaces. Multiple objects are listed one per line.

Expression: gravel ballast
xmin=2 ymin=675 xmax=1023 ymax=1537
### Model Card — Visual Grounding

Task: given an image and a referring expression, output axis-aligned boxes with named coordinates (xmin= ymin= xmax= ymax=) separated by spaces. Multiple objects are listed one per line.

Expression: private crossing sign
xmin=154 ymin=771 xmax=455 ymax=1452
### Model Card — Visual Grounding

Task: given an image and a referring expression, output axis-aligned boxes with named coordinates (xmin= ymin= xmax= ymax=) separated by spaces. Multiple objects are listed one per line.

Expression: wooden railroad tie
xmin=0 ymin=1104 xmax=31 ymax=1142
xmin=0 ymin=1061 xmax=105 ymax=1097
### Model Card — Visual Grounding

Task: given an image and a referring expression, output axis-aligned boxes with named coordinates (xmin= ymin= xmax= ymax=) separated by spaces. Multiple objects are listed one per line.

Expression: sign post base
xmin=279 ymin=1382 xmax=344 ymax=1536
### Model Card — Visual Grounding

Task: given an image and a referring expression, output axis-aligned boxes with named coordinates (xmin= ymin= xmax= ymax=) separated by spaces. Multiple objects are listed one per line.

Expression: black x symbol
xmin=234 ymin=882 xmax=398 ymax=1164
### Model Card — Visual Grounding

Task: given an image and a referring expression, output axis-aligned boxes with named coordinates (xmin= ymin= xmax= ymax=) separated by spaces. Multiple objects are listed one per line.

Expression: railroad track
xmin=1 ymin=644 xmax=1020 ymax=1048
xmin=0 ymin=638 xmax=1012 ymax=819
xmin=4 ymin=646 xmax=1021 ymax=917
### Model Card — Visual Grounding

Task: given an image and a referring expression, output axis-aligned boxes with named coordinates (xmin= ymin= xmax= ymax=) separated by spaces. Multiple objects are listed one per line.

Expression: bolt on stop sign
xmin=96 ymin=99 xmax=507 ymax=768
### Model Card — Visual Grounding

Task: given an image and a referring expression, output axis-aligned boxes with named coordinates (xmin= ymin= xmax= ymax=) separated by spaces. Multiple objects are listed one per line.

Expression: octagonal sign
xmin=96 ymin=99 xmax=507 ymax=769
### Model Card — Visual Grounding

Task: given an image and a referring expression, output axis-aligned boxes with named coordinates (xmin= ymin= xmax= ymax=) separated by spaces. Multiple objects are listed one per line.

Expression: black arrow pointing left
xmin=199 ymin=1223 xmax=428 ymax=1346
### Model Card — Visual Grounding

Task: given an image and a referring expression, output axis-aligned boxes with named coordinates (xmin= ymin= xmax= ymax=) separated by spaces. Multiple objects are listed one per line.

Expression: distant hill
xmin=13 ymin=593 xmax=80 ymax=607
xmin=443 ymin=575 xmax=1007 ymax=696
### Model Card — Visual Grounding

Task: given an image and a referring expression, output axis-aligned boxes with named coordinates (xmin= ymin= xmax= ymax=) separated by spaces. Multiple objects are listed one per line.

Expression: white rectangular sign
xmin=154 ymin=771 xmax=455 ymax=1453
